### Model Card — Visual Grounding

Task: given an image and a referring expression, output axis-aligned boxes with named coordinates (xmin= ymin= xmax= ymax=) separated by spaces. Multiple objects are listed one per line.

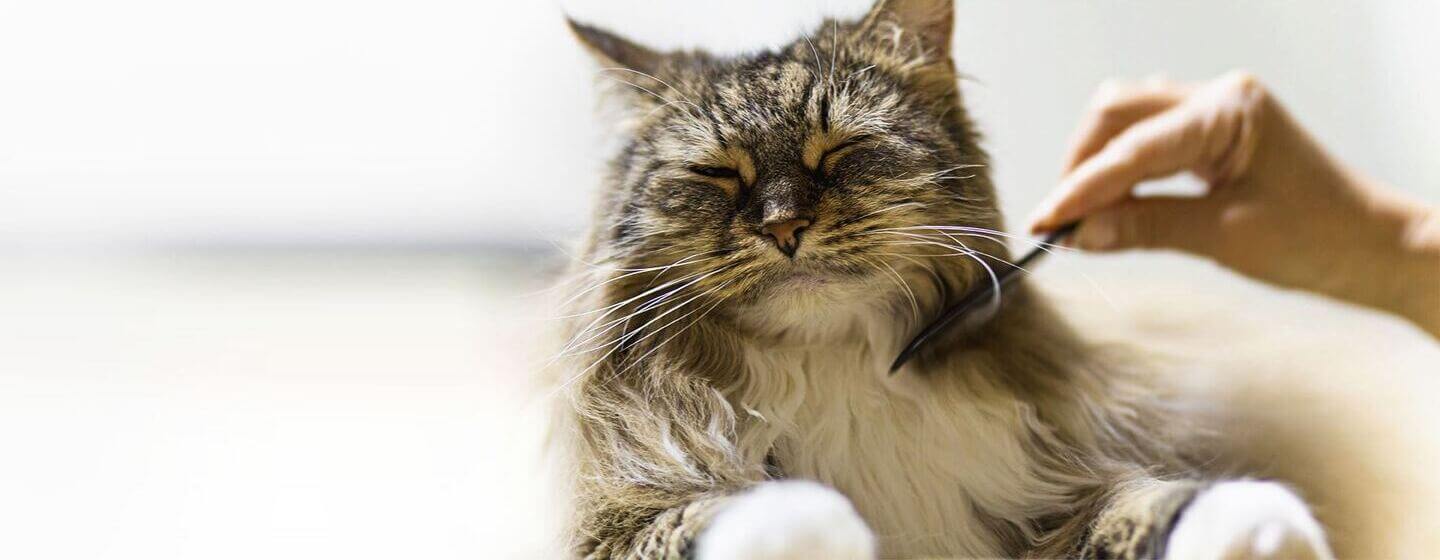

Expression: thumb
xmin=1073 ymin=197 xmax=1226 ymax=255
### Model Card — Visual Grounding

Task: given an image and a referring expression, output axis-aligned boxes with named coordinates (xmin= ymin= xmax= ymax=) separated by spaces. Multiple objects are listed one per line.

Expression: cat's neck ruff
xmin=724 ymin=288 xmax=1072 ymax=557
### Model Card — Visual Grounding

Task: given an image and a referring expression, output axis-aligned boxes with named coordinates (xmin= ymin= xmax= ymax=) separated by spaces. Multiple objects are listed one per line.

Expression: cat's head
xmin=570 ymin=0 xmax=1006 ymax=334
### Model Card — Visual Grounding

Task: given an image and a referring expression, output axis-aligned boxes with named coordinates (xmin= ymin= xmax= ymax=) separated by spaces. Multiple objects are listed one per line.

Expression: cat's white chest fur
xmin=731 ymin=331 xmax=1074 ymax=558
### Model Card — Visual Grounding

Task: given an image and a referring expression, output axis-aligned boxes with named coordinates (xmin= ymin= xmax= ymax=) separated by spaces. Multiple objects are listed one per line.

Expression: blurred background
xmin=2 ymin=1 xmax=1437 ymax=558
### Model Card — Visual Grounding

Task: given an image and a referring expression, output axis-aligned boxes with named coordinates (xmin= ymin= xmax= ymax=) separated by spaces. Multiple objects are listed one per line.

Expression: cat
xmin=546 ymin=0 xmax=1334 ymax=558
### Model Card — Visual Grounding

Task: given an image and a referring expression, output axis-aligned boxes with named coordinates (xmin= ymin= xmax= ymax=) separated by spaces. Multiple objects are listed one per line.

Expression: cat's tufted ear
xmin=567 ymin=18 xmax=665 ymax=78
xmin=860 ymin=0 xmax=954 ymax=58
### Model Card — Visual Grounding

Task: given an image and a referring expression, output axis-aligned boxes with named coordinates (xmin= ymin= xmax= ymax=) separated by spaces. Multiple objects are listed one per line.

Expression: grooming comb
xmin=889 ymin=221 xmax=1080 ymax=373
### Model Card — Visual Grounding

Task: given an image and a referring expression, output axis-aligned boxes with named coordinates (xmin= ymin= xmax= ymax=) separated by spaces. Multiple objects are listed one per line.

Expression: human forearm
xmin=1321 ymin=178 xmax=1440 ymax=339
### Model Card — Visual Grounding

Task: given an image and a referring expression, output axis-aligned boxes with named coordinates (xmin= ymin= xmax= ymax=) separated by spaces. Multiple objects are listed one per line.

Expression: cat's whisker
xmin=554 ymin=265 xmax=716 ymax=322
xmin=644 ymin=98 xmax=701 ymax=120
xmin=872 ymin=249 xmax=956 ymax=257
xmin=883 ymin=253 xmax=945 ymax=290
xmin=800 ymin=29 xmax=829 ymax=87
xmin=879 ymin=232 xmax=1034 ymax=277
xmin=914 ymin=164 xmax=986 ymax=183
xmin=873 ymin=245 xmax=973 ymax=258
xmin=558 ymin=285 xmax=695 ymax=358
xmin=919 ymin=227 xmax=1001 ymax=258
xmin=827 ymin=20 xmax=839 ymax=86
xmin=558 ymin=278 xmax=736 ymax=396
xmin=884 ymin=228 xmax=1056 ymax=259
xmin=600 ymin=283 xmax=735 ymax=388
xmin=846 ymin=63 xmax=877 ymax=82
xmin=881 ymin=260 xmax=921 ymax=320
xmin=635 ymin=275 xmax=708 ymax=314
xmin=556 ymin=251 xmax=725 ymax=312
xmin=924 ymin=173 xmax=979 ymax=183
xmin=563 ymin=265 xmax=729 ymax=351
xmin=572 ymin=249 xmax=726 ymax=293
xmin=598 ymin=75 xmax=674 ymax=105
xmin=870 ymin=236 xmax=975 ymax=250
xmin=893 ymin=224 xmax=1037 ymax=241
xmin=866 ymin=231 xmax=987 ymax=252
xmin=599 ymin=75 xmax=704 ymax=117
xmin=622 ymin=277 xmax=736 ymax=362
xmin=868 ymin=232 xmax=1036 ymax=292
xmin=637 ymin=253 xmax=730 ymax=289
xmin=891 ymin=225 xmax=1078 ymax=253
xmin=587 ymin=260 xmax=737 ymax=340
xmin=854 ymin=201 xmax=926 ymax=220
xmin=893 ymin=233 xmax=1009 ymax=254
xmin=961 ymin=248 xmax=1004 ymax=316
xmin=580 ymin=273 xmax=728 ymax=357
xmin=598 ymin=67 xmax=698 ymax=106
xmin=859 ymin=256 xmax=921 ymax=321
xmin=548 ymin=267 xmax=726 ymax=364
xmin=544 ymin=273 xmax=728 ymax=383
xmin=874 ymin=241 xmax=983 ymax=260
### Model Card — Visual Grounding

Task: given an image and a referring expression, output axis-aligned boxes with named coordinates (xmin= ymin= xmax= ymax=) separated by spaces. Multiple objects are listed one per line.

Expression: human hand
xmin=1031 ymin=71 xmax=1440 ymax=337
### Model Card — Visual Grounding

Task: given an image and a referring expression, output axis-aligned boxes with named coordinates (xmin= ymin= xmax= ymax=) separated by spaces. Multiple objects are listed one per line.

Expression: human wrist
xmin=1351 ymin=185 xmax=1440 ymax=337
xmin=1395 ymin=203 xmax=1440 ymax=338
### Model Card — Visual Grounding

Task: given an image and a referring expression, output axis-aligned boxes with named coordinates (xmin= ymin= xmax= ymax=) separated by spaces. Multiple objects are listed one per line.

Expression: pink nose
xmin=760 ymin=218 xmax=811 ymax=257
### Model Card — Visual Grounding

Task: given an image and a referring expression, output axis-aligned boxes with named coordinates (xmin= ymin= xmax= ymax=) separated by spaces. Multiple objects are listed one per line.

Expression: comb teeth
xmin=888 ymin=221 xmax=1080 ymax=374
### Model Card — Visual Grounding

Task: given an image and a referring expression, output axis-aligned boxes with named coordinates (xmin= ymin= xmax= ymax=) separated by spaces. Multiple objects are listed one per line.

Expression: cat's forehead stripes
xmin=710 ymin=62 xmax=829 ymax=139
xmin=662 ymin=57 xmax=905 ymax=165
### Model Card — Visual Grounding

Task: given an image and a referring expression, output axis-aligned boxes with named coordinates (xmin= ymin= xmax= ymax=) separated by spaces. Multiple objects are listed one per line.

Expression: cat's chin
xmin=733 ymin=272 xmax=893 ymax=341
xmin=774 ymin=270 xmax=833 ymax=290
xmin=757 ymin=267 xmax=863 ymax=303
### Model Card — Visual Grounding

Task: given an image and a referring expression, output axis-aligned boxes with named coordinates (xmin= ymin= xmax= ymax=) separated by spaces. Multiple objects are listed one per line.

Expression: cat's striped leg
xmin=1053 ymin=477 xmax=1207 ymax=560
xmin=1057 ymin=478 xmax=1332 ymax=560
xmin=578 ymin=496 xmax=726 ymax=559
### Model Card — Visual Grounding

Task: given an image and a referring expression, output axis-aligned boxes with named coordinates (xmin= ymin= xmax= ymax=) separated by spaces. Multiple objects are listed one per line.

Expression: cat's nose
xmin=760 ymin=217 xmax=811 ymax=258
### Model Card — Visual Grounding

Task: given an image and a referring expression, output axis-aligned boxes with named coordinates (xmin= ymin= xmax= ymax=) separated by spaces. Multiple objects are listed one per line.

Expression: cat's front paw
xmin=1165 ymin=481 xmax=1333 ymax=560
xmin=695 ymin=480 xmax=875 ymax=560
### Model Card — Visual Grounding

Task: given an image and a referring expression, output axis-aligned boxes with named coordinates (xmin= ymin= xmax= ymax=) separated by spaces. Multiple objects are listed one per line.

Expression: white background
xmin=3 ymin=2 xmax=1439 ymax=559
xmin=2 ymin=0 xmax=1437 ymax=250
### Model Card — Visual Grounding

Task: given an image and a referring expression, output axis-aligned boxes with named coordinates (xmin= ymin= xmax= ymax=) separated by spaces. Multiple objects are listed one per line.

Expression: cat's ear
xmin=568 ymin=18 xmax=665 ymax=77
xmin=860 ymin=0 xmax=954 ymax=58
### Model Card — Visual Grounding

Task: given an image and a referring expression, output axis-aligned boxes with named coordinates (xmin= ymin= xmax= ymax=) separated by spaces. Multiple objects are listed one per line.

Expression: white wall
xmin=1 ymin=0 xmax=1435 ymax=249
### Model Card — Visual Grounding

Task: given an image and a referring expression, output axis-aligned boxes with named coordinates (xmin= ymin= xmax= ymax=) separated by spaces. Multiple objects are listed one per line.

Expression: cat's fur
xmin=546 ymin=1 xmax=1332 ymax=558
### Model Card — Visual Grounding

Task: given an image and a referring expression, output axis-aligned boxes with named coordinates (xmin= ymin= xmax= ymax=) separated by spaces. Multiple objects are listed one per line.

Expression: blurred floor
xmin=0 ymin=252 xmax=561 ymax=559
xmin=0 ymin=251 xmax=1435 ymax=558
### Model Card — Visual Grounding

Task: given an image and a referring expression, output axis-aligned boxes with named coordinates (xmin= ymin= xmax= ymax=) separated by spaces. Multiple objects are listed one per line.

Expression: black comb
xmin=888 ymin=221 xmax=1080 ymax=373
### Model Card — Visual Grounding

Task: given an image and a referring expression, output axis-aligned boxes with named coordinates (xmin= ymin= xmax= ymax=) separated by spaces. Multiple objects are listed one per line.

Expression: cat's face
xmin=573 ymin=0 xmax=1004 ymax=320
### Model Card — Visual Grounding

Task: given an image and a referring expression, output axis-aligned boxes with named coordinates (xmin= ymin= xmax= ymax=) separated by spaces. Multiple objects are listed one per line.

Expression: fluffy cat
xmin=546 ymin=1 xmax=1333 ymax=558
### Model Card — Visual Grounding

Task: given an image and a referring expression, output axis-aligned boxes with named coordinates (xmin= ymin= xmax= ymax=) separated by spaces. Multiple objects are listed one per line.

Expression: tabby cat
xmin=548 ymin=1 xmax=1333 ymax=558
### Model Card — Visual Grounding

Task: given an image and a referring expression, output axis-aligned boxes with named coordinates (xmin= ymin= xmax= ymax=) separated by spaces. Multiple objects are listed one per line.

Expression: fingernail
xmin=1075 ymin=217 xmax=1117 ymax=250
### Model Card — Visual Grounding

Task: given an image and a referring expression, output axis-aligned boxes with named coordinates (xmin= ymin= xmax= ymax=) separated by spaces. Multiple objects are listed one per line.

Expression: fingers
xmin=1062 ymin=79 xmax=1188 ymax=172
xmin=1034 ymin=72 xmax=1266 ymax=235
xmin=1072 ymin=195 xmax=1228 ymax=255
xmin=1032 ymin=106 xmax=1209 ymax=232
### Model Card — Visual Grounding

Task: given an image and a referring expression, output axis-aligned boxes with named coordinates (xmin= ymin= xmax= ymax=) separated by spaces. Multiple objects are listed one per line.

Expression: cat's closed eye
xmin=817 ymin=135 xmax=873 ymax=174
xmin=687 ymin=165 xmax=740 ymax=179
